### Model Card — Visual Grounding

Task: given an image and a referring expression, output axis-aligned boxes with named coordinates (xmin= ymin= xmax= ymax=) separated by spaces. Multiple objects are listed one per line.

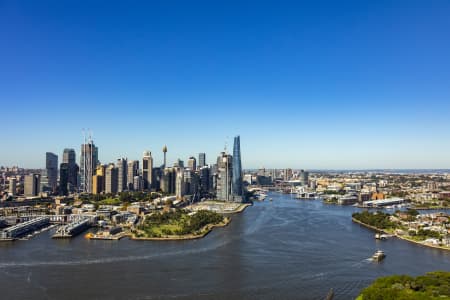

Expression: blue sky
xmin=1 ymin=0 xmax=450 ymax=169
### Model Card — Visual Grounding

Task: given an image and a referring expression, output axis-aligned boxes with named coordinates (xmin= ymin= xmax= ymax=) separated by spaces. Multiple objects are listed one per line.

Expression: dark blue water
xmin=0 ymin=192 xmax=449 ymax=300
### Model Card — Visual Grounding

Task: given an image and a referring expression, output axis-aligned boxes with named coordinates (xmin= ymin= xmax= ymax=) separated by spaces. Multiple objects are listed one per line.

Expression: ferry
xmin=372 ymin=250 xmax=386 ymax=262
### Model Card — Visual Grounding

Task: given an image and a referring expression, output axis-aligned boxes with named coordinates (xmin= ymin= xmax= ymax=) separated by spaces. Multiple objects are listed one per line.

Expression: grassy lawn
xmin=136 ymin=209 xmax=224 ymax=238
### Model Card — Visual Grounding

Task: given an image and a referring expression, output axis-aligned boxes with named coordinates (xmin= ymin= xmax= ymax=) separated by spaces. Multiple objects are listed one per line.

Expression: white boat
xmin=372 ymin=250 xmax=386 ymax=262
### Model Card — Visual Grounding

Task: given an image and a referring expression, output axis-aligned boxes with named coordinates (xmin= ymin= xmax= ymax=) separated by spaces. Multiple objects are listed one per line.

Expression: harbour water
xmin=1 ymin=192 xmax=450 ymax=300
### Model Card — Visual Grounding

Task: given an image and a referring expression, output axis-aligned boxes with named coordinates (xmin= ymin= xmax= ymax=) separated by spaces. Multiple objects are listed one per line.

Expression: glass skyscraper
xmin=232 ymin=135 xmax=243 ymax=201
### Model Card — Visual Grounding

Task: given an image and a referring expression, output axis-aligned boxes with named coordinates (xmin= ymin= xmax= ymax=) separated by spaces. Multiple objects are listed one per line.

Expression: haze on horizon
xmin=1 ymin=1 xmax=450 ymax=170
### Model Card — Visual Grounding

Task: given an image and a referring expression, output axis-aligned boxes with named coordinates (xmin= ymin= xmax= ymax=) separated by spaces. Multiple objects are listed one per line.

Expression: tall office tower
xmin=9 ymin=178 xmax=17 ymax=196
xmin=175 ymin=170 xmax=185 ymax=198
xmin=189 ymin=172 xmax=200 ymax=196
xmin=232 ymin=135 xmax=243 ymax=201
xmin=116 ymin=158 xmax=127 ymax=192
xmin=40 ymin=169 xmax=49 ymax=193
xmin=63 ymin=148 xmax=76 ymax=164
xmin=174 ymin=159 xmax=184 ymax=168
xmin=210 ymin=164 xmax=218 ymax=193
xmin=133 ymin=175 xmax=143 ymax=191
xmin=45 ymin=152 xmax=58 ymax=193
xmin=216 ymin=152 xmax=233 ymax=201
xmin=59 ymin=163 xmax=69 ymax=195
xmin=299 ymin=169 xmax=309 ymax=186
xmin=92 ymin=165 xmax=106 ymax=194
xmin=105 ymin=164 xmax=118 ymax=194
xmin=161 ymin=167 xmax=176 ymax=194
xmin=152 ymin=167 xmax=161 ymax=191
xmin=63 ymin=148 xmax=78 ymax=191
xmin=187 ymin=157 xmax=196 ymax=171
xmin=80 ymin=139 xmax=99 ymax=193
xmin=24 ymin=174 xmax=40 ymax=197
xmin=198 ymin=153 xmax=206 ymax=169
xmin=199 ymin=166 xmax=210 ymax=195
xmin=127 ymin=160 xmax=139 ymax=190
xmin=142 ymin=151 xmax=153 ymax=190
xmin=162 ymin=145 xmax=168 ymax=168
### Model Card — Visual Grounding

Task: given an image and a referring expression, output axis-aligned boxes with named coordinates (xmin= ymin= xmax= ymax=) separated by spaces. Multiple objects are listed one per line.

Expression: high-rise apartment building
xmin=24 ymin=174 xmax=41 ymax=197
xmin=216 ymin=152 xmax=232 ymax=201
xmin=9 ymin=178 xmax=17 ymax=196
xmin=117 ymin=158 xmax=127 ymax=192
xmin=80 ymin=142 xmax=98 ymax=193
xmin=105 ymin=164 xmax=118 ymax=194
xmin=142 ymin=151 xmax=153 ymax=191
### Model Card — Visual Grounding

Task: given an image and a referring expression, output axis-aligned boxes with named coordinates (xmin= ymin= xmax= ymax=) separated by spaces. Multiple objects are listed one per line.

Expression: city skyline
xmin=2 ymin=1 xmax=450 ymax=169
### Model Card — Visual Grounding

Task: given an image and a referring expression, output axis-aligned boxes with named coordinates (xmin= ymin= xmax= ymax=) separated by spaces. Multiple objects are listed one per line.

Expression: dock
xmin=52 ymin=218 xmax=91 ymax=239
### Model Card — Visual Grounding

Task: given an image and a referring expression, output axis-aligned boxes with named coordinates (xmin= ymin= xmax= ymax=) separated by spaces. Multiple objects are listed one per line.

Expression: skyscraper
xmin=299 ymin=169 xmax=309 ymax=186
xmin=232 ymin=135 xmax=243 ymax=201
xmin=45 ymin=152 xmax=58 ymax=193
xmin=63 ymin=148 xmax=78 ymax=192
xmin=187 ymin=156 xmax=196 ymax=171
xmin=80 ymin=141 xmax=98 ymax=193
xmin=24 ymin=174 xmax=40 ymax=197
xmin=198 ymin=153 xmax=206 ymax=169
xmin=117 ymin=158 xmax=127 ymax=192
xmin=127 ymin=160 xmax=139 ymax=190
xmin=142 ymin=151 xmax=153 ymax=191
xmin=216 ymin=152 xmax=232 ymax=201
xmin=105 ymin=164 xmax=118 ymax=194
xmin=199 ymin=166 xmax=210 ymax=195
xmin=63 ymin=148 xmax=76 ymax=165
xmin=9 ymin=178 xmax=17 ymax=196
xmin=92 ymin=165 xmax=106 ymax=194
xmin=59 ymin=163 xmax=69 ymax=196
xmin=161 ymin=167 xmax=176 ymax=194
xmin=175 ymin=169 xmax=185 ymax=198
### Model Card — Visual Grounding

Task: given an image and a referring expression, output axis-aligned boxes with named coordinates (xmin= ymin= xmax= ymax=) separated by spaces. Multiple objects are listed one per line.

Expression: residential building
xmin=24 ymin=174 xmax=40 ymax=197
xmin=117 ymin=158 xmax=127 ymax=192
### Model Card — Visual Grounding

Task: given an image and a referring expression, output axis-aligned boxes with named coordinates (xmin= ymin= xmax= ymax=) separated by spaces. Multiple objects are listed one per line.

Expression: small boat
xmin=269 ymin=198 xmax=273 ymax=201
xmin=372 ymin=250 xmax=386 ymax=262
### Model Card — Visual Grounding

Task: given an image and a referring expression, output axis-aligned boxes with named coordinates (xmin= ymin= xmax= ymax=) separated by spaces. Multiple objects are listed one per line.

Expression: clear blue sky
xmin=1 ymin=0 xmax=450 ymax=169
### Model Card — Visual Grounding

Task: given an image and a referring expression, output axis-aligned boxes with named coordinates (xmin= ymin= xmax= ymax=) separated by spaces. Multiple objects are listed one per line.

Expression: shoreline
xmin=221 ymin=203 xmax=252 ymax=214
xmin=352 ymin=217 xmax=450 ymax=251
xmin=411 ymin=206 xmax=450 ymax=210
xmin=131 ymin=217 xmax=231 ymax=241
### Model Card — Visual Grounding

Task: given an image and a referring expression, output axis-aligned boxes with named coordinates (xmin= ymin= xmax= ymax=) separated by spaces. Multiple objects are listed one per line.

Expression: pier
xmin=0 ymin=217 xmax=50 ymax=240
xmin=52 ymin=218 xmax=91 ymax=239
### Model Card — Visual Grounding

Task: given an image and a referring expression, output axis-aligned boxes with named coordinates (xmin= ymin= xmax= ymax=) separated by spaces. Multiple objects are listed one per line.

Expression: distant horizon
xmin=2 ymin=1 xmax=450 ymax=169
